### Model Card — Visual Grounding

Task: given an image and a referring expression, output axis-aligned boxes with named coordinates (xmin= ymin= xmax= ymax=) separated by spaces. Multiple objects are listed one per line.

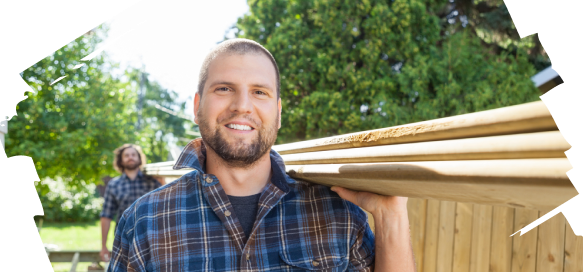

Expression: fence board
xmin=436 ymin=201 xmax=456 ymax=272
xmin=408 ymin=198 xmax=428 ymax=272
xmin=470 ymin=204 xmax=493 ymax=272
xmin=490 ymin=206 xmax=515 ymax=272
xmin=564 ymin=221 xmax=583 ymax=272
xmin=536 ymin=212 xmax=566 ymax=272
xmin=453 ymin=202 xmax=473 ymax=272
xmin=423 ymin=199 xmax=441 ymax=272
xmin=511 ymin=208 xmax=539 ymax=272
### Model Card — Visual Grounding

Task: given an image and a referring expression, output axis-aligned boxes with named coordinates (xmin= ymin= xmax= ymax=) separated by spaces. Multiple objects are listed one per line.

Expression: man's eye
xmin=216 ymin=87 xmax=230 ymax=92
xmin=254 ymin=90 xmax=267 ymax=95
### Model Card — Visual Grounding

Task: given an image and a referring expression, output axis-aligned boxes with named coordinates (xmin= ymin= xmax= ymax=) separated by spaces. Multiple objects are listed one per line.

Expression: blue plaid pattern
xmin=100 ymin=171 xmax=161 ymax=222
xmin=109 ymin=139 xmax=375 ymax=271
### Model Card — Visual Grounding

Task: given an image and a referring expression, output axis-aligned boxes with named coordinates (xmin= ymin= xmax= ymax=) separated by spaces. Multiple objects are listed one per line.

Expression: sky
xmin=103 ymin=0 xmax=250 ymax=116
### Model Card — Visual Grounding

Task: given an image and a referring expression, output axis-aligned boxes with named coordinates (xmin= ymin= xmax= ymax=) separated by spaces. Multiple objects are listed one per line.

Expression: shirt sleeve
xmin=108 ymin=207 xmax=147 ymax=272
xmin=101 ymin=182 xmax=118 ymax=220
xmin=346 ymin=204 xmax=376 ymax=271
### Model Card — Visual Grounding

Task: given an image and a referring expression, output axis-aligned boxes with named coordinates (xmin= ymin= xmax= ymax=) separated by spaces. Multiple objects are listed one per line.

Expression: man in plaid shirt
xmin=100 ymin=144 xmax=162 ymax=262
xmin=109 ymin=39 xmax=415 ymax=271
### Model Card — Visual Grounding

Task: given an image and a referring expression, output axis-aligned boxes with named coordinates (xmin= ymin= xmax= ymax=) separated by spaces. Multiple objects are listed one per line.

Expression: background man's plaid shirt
xmin=100 ymin=171 xmax=161 ymax=222
xmin=109 ymin=139 xmax=375 ymax=271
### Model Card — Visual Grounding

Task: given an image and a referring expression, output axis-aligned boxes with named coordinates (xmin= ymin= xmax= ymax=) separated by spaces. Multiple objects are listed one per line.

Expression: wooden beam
xmin=274 ymin=101 xmax=557 ymax=155
xmin=286 ymin=159 xmax=576 ymax=211
xmin=281 ymin=131 xmax=569 ymax=165
xmin=47 ymin=250 xmax=101 ymax=262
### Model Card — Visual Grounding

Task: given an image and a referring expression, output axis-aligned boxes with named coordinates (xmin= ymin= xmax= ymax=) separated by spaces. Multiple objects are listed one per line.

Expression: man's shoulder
xmin=285 ymin=179 xmax=369 ymax=224
xmin=106 ymin=175 xmax=124 ymax=187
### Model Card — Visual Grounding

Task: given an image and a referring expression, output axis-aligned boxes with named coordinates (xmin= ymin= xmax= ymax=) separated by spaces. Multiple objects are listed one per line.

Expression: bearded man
xmin=100 ymin=144 xmax=162 ymax=262
xmin=109 ymin=39 xmax=415 ymax=271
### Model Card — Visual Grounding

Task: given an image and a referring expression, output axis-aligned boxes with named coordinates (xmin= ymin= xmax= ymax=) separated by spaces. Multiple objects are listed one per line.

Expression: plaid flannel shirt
xmin=109 ymin=139 xmax=375 ymax=271
xmin=101 ymin=171 xmax=161 ymax=222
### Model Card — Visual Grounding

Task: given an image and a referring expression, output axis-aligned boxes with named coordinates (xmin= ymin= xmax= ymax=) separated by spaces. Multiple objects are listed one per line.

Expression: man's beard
xmin=123 ymin=160 xmax=141 ymax=171
xmin=197 ymin=111 xmax=278 ymax=168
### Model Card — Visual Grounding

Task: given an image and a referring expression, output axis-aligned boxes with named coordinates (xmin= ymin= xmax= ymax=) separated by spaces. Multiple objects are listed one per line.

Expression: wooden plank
xmin=436 ymin=201 xmax=456 ymax=272
xmin=408 ymin=198 xmax=428 ymax=272
xmin=47 ymin=250 xmax=101 ymax=262
xmin=564 ymin=221 xmax=583 ymax=272
xmin=281 ymin=131 xmax=568 ymax=165
xmin=69 ymin=252 xmax=80 ymax=272
xmin=273 ymin=101 xmax=557 ymax=155
xmin=286 ymin=159 xmax=575 ymax=211
xmin=535 ymin=211 xmax=566 ymax=272
xmin=469 ymin=204 xmax=493 ymax=272
xmin=453 ymin=202 xmax=473 ymax=272
xmin=511 ymin=208 xmax=539 ymax=272
xmin=490 ymin=206 xmax=515 ymax=272
xmin=423 ymin=199 xmax=441 ymax=272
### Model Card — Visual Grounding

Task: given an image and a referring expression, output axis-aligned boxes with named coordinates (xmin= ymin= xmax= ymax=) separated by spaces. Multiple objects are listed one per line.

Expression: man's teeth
xmin=226 ymin=124 xmax=253 ymax=131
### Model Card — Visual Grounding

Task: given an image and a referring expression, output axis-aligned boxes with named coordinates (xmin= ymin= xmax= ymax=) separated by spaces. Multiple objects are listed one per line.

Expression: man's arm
xmin=332 ymin=187 xmax=415 ymax=272
xmin=100 ymin=183 xmax=118 ymax=262
xmin=101 ymin=217 xmax=112 ymax=261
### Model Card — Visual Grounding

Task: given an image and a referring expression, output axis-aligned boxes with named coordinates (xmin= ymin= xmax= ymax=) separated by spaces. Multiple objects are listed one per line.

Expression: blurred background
xmin=5 ymin=0 xmax=553 ymax=271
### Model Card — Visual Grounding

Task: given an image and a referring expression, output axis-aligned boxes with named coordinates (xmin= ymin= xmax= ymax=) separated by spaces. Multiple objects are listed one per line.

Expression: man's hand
xmin=331 ymin=186 xmax=416 ymax=272
xmin=330 ymin=186 xmax=408 ymax=217
xmin=100 ymin=247 xmax=111 ymax=262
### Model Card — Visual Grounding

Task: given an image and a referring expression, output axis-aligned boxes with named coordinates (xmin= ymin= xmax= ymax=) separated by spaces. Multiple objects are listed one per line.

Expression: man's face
xmin=121 ymin=147 xmax=141 ymax=171
xmin=194 ymin=53 xmax=281 ymax=168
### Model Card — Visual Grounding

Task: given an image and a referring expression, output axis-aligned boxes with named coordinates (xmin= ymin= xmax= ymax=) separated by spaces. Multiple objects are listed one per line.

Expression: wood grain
xmin=436 ymin=201 xmax=456 ymax=272
xmin=423 ymin=199 xmax=441 ymax=272
xmin=408 ymin=198 xmax=428 ymax=272
xmin=535 ymin=211 xmax=565 ymax=272
xmin=453 ymin=202 xmax=473 ymax=272
xmin=281 ymin=131 xmax=568 ymax=165
xmin=490 ymin=206 xmax=515 ymax=272
xmin=274 ymin=101 xmax=557 ymax=155
xmin=470 ymin=204 xmax=493 ymax=272
xmin=286 ymin=159 xmax=575 ymax=211
xmin=564 ymin=221 xmax=583 ymax=272
xmin=511 ymin=208 xmax=539 ymax=272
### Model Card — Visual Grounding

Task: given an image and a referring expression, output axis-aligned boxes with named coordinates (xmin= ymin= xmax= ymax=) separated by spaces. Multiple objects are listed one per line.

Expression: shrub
xmin=37 ymin=178 xmax=103 ymax=222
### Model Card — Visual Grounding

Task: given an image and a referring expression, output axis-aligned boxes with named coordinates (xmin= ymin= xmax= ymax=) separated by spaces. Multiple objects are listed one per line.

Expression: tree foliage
xmin=6 ymin=26 xmax=189 ymax=191
xmin=233 ymin=0 xmax=545 ymax=143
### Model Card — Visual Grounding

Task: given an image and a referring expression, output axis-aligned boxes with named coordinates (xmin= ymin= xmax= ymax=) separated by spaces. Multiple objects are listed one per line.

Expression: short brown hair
xmin=112 ymin=144 xmax=147 ymax=173
xmin=197 ymin=38 xmax=280 ymax=99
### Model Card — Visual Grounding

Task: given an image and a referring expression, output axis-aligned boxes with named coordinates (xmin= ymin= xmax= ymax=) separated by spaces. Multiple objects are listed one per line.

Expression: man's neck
xmin=124 ymin=168 xmax=140 ymax=181
xmin=205 ymin=148 xmax=272 ymax=197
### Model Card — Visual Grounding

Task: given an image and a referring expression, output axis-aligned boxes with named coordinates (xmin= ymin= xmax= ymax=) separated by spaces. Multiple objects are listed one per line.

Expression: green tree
xmin=7 ymin=25 xmax=190 ymax=193
xmin=233 ymin=0 xmax=544 ymax=143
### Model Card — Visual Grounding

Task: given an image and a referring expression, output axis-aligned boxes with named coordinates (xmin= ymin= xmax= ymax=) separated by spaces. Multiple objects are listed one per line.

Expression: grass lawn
xmin=39 ymin=220 xmax=116 ymax=272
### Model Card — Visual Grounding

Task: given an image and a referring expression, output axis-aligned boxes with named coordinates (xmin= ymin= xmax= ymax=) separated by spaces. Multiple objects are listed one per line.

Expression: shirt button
xmin=224 ymin=210 xmax=231 ymax=217
xmin=312 ymin=260 xmax=319 ymax=267
xmin=246 ymin=254 xmax=250 ymax=261
xmin=205 ymin=176 xmax=213 ymax=183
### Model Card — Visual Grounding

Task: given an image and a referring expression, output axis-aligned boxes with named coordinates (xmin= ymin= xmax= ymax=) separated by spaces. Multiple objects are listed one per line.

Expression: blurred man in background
xmin=99 ymin=144 xmax=163 ymax=262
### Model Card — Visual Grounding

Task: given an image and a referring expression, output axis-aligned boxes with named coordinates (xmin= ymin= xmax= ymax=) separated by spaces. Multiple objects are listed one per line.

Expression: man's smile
xmin=224 ymin=121 xmax=256 ymax=133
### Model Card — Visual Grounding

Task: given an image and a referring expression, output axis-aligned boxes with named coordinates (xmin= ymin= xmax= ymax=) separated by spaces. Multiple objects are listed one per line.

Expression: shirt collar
xmin=120 ymin=170 xmax=144 ymax=181
xmin=173 ymin=138 xmax=290 ymax=193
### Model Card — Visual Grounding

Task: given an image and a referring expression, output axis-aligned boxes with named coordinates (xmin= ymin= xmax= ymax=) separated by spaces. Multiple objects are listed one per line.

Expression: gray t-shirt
xmin=227 ymin=193 xmax=261 ymax=240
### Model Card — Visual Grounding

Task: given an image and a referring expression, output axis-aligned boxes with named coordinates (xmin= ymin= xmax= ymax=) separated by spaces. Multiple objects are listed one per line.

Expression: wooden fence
xmin=399 ymin=198 xmax=583 ymax=272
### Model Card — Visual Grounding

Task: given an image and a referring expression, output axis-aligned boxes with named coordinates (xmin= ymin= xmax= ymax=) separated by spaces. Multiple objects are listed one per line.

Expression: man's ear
xmin=278 ymin=98 xmax=282 ymax=129
xmin=194 ymin=92 xmax=201 ymax=124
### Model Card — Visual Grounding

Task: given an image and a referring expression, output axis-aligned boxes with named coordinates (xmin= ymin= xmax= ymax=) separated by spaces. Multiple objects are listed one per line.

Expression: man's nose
xmin=229 ymin=88 xmax=253 ymax=114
